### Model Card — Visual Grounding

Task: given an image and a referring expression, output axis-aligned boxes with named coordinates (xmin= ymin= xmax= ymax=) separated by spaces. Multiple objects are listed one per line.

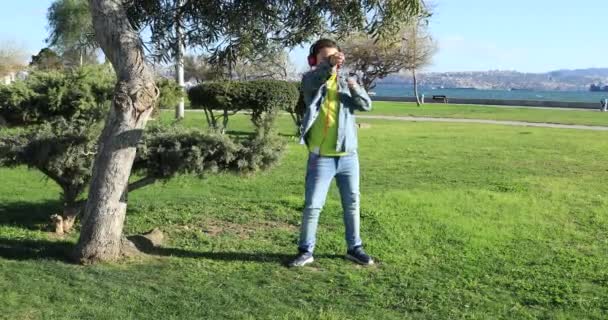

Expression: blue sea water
xmin=373 ymin=83 xmax=608 ymax=103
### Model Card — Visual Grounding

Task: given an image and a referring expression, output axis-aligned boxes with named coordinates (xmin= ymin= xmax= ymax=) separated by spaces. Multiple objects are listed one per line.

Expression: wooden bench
xmin=432 ymin=95 xmax=449 ymax=103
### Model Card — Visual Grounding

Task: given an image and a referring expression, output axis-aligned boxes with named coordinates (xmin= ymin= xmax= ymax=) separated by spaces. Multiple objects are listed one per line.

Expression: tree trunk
xmin=222 ymin=109 xmax=229 ymax=133
xmin=62 ymin=205 xmax=79 ymax=232
xmin=175 ymin=0 xmax=185 ymax=119
xmin=51 ymin=205 xmax=80 ymax=235
xmin=73 ymin=0 xmax=158 ymax=264
xmin=413 ymin=69 xmax=421 ymax=106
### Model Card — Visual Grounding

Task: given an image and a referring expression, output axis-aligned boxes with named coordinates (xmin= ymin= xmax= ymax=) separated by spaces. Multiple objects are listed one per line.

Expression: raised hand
xmin=329 ymin=52 xmax=345 ymax=67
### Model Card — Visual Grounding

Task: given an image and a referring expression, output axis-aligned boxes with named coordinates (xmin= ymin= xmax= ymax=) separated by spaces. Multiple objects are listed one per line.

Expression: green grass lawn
xmin=370 ymin=101 xmax=608 ymax=126
xmin=1 ymin=113 xmax=607 ymax=319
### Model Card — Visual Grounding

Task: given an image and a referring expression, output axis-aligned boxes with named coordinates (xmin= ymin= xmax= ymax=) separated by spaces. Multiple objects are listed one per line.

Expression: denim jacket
xmin=300 ymin=61 xmax=372 ymax=154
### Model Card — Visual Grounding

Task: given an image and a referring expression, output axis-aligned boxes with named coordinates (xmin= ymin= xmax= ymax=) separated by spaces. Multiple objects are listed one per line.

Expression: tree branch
xmin=128 ymin=176 xmax=157 ymax=192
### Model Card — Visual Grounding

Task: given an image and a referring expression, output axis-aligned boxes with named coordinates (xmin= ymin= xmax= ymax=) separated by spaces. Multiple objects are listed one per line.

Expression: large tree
xmin=47 ymin=0 xmax=188 ymax=118
xmin=74 ymin=0 xmax=426 ymax=264
xmin=73 ymin=0 xmax=158 ymax=263
xmin=30 ymin=48 xmax=64 ymax=71
xmin=232 ymin=48 xmax=298 ymax=81
xmin=401 ymin=19 xmax=437 ymax=106
xmin=183 ymin=55 xmax=221 ymax=83
xmin=341 ymin=33 xmax=407 ymax=91
xmin=47 ymin=0 xmax=98 ymax=67
xmin=184 ymin=49 xmax=297 ymax=82
xmin=0 ymin=41 xmax=27 ymax=79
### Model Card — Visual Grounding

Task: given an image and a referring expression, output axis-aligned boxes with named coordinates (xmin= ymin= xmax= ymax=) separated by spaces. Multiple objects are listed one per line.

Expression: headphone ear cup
xmin=307 ymin=56 xmax=316 ymax=67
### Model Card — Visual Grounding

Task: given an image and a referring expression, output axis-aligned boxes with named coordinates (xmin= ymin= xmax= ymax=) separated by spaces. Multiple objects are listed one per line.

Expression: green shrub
xmin=133 ymin=124 xmax=285 ymax=183
xmin=0 ymin=65 xmax=114 ymax=126
xmin=0 ymin=118 xmax=100 ymax=233
xmin=156 ymin=78 xmax=185 ymax=109
xmin=0 ymin=120 xmax=285 ymax=233
xmin=286 ymin=81 xmax=305 ymax=134
xmin=188 ymin=80 xmax=299 ymax=135
xmin=0 ymin=66 xmax=186 ymax=126
xmin=0 ymin=69 xmax=287 ymax=233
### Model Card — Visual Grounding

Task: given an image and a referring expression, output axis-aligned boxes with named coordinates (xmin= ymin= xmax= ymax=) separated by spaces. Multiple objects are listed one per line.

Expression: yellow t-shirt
xmin=307 ymin=73 xmax=347 ymax=156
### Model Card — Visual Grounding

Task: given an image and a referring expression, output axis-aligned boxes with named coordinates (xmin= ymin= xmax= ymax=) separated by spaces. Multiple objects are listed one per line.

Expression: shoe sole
xmin=289 ymin=256 xmax=314 ymax=267
xmin=346 ymin=254 xmax=374 ymax=266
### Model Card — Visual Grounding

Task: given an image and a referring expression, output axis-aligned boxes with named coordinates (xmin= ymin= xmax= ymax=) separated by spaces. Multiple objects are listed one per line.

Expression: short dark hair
xmin=310 ymin=39 xmax=340 ymax=57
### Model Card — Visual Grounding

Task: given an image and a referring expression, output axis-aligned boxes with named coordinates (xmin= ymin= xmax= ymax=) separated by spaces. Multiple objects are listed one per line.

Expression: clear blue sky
xmin=1 ymin=0 xmax=607 ymax=73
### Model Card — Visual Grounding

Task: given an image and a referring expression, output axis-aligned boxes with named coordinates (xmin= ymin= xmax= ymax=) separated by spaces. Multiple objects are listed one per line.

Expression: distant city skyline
xmin=2 ymin=0 xmax=607 ymax=73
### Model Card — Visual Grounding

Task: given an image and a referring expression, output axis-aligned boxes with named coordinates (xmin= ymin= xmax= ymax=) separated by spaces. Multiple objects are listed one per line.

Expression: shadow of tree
xmin=0 ymin=200 xmax=61 ymax=231
xmin=224 ymin=130 xmax=255 ymax=137
xmin=0 ymin=237 xmax=73 ymax=262
xmin=225 ymin=130 xmax=299 ymax=139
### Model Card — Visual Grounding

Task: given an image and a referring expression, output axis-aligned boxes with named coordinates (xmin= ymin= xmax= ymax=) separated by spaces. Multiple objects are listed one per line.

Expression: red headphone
xmin=307 ymin=55 xmax=317 ymax=67
xmin=307 ymin=39 xmax=342 ymax=67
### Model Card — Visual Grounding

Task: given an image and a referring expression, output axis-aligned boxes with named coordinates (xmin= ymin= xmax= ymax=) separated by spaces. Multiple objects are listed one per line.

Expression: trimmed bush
xmin=0 ymin=118 xmax=100 ymax=233
xmin=188 ymin=80 xmax=299 ymax=135
xmin=0 ymin=66 xmax=189 ymax=126
xmin=286 ymin=81 xmax=306 ymax=134
xmin=0 ymin=121 xmax=285 ymax=234
xmin=0 ymin=65 xmax=114 ymax=126
xmin=0 ymin=69 xmax=287 ymax=234
xmin=132 ymin=124 xmax=285 ymax=185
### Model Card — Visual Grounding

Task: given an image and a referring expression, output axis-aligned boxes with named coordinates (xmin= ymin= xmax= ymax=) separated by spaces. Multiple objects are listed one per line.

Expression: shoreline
xmin=372 ymin=96 xmax=602 ymax=110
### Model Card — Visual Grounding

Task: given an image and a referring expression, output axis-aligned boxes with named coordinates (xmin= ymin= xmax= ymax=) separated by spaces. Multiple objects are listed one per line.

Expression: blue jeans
xmin=298 ymin=152 xmax=363 ymax=253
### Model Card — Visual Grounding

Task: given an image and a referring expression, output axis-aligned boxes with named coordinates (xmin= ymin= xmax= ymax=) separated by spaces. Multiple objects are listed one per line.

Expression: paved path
xmin=357 ymin=115 xmax=608 ymax=131
xmin=427 ymin=103 xmax=598 ymax=112
xmin=184 ymin=110 xmax=608 ymax=131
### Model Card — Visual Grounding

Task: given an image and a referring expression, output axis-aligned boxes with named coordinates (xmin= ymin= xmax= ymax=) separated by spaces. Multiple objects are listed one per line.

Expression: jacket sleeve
xmin=346 ymin=83 xmax=373 ymax=112
xmin=301 ymin=61 xmax=333 ymax=107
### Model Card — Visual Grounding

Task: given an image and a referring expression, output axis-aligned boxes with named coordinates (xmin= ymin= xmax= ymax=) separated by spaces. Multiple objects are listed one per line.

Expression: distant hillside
xmin=548 ymin=68 xmax=608 ymax=78
xmin=379 ymin=68 xmax=608 ymax=91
